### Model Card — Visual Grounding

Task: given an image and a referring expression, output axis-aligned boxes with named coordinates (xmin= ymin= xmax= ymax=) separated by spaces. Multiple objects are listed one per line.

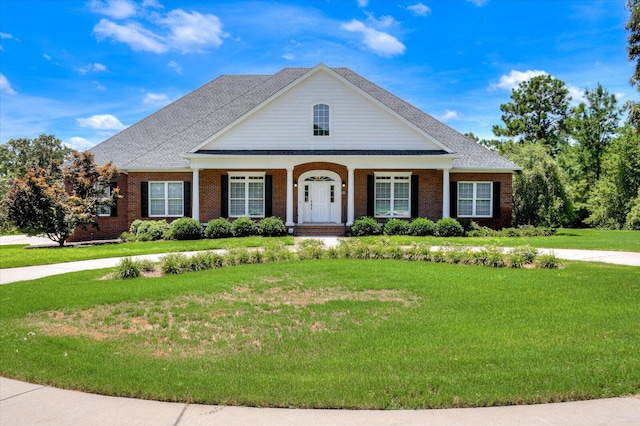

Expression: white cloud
xmin=438 ymin=109 xmax=460 ymax=121
xmin=77 ymin=62 xmax=108 ymax=74
xmin=357 ymin=0 xmax=368 ymax=7
xmin=143 ymin=92 xmax=170 ymax=106
xmin=0 ymin=74 xmax=17 ymax=95
xmin=77 ymin=114 xmax=126 ymax=130
xmin=168 ymin=60 xmax=182 ymax=74
xmin=466 ymin=0 xmax=488 ymax=6
xmin=365 ymin=12 xmax=399 ymax=29
xmin=92 ymin=8 xmax=226 ymax=54
xmin=89 ymin=0 xmax=137 ymax=19
xmin=142 ymin=0 xmax=163 ymax=8
xmin=282 ymin=53 xmax=294 ymax=60
xmin=341 ymin=19 xmax=405 ymax=57
xmin=67 ymin=137 xmax=95 ymax=150
xmin=159 ymin=9 xmax=225 ymax=53
xmin=43 ymin=53 xmax=52 ymax=61
xmin=490 ymin=69 xmax=547 ymax=90
xmin=93 ymin=81 xmax=106 ymax=91
xmin=406 ymin=3 xmax=431 ymax=17
xmin=1 ymin=32 xmax=14 ymax=39
xmin=94 ymin=19 xmax=168 ymax=53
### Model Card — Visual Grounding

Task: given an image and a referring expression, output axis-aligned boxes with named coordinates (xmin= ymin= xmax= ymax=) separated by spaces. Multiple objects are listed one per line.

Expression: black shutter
xmin=411 ymin=175 xmax=419 ymax=218
xmin=366 ymin=175 xmax=374 ymax=217
xmin=110 ymin=182 xmax=118 ymax=217
xmin=449 ymin=181 xmax=457 ymax=218
xmin=265 ymin=175 xmax=273 ymax=217
xmin=141 ymin=182 xmax=149 ymax=218
xmin=221 ymin=175 xmax=228 ymax=218
xmin=493 ymin=182 xmax=501 ymax=219
xmin=184 ymin=181 xmax=192 ymax=217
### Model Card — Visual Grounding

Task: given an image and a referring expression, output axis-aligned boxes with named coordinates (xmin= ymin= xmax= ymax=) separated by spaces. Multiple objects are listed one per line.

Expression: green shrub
xmin=297 ymin=239 xmax=325 ymax=260
xmin=509 ymin=245 xmax=538 ymax=265
xmin=259 ymin=217 xmax=287 ymax=237
xmin=434 ymin=218 xmax=464 ymax=237
xmin=129 ymin=219 xmax=145 ymax=235
xmin=232 ymin=217 xmax=258 ymax=237
xmin=535 ymin=253 xmax=562 ymax=269
xmin=408 ymin=218 xmax=435 ymax=236
xmin=170 ymin=218 xmax=203 ymax=240
xmin=136 ymin=259 xmax=157 ymax=273
xmin=160 ymin=253 xmax=190 ymax=274
xmin=350 ymin=216 xmax=382 ymax=236
xmin=457 ymin=218 xmax=474 ymax=235
xmin=115 ymin=257 xmax=140 ymax=279
xmin=383 ymin=218 xmax=409 ymax=236
xmin=205 ymin=218 xmax=233 ymax=239
xmin=119 ymin=231 xmax=134 ymax=242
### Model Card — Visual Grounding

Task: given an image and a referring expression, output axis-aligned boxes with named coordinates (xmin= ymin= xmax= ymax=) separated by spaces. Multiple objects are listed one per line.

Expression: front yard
xmin=0 ymin=258 xmax=638 ymax=408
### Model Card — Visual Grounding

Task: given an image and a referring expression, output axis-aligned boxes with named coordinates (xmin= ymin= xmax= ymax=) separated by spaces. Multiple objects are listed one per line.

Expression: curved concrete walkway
xmin=1 ymin=235 xmax=640 ymax=424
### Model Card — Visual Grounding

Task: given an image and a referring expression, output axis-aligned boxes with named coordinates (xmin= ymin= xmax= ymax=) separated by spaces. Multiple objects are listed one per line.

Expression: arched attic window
xmin=313 ymin=104 xmax=330 ymax=136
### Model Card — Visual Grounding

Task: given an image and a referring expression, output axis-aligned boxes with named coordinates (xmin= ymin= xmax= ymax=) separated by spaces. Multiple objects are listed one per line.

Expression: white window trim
xmin=312 ymin=103 xmax=332 ymax=137
xmin=149 ymin=181 xmax=184 ymax=217
xmin=228 ymin=172 xmax=266 ymax=218
xmin=374 ymin=172 xmax=412 ymax=218
xmin=457 ymin=181 xmax=493 ymax=218
xmin=98 ymin=185 xmax=111 ymax=217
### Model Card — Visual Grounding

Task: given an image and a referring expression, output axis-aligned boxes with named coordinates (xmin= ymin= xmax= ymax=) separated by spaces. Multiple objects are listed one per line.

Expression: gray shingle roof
xmin=90 ymin=66 xmax=518 ymax=171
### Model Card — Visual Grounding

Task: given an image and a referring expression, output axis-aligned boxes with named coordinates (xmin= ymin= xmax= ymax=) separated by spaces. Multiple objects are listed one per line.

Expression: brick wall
xmin=450 ymin=172 xmax=513 ymax=229
xmin=69 ymin=173 xmax=129 ymax=241
xmin=71 ymin=167 xmax=514 ymax=242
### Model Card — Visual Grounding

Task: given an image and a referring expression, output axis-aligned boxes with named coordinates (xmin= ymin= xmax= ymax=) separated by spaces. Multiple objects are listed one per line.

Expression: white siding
xmin=202 ymin=71 xmax=442 ymax=151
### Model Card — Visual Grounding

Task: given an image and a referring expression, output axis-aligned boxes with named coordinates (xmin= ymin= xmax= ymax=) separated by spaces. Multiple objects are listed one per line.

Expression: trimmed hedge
xmin=170 ymin=217 xmax=203 ymax=240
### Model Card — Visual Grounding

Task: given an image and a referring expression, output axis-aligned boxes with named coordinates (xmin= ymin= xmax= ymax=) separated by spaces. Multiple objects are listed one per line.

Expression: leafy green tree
xmin=626 ymin=188 xmax=640 ymax=230
xmin=2 ymin=152 xmax=119 ymax=246
xmin=586 ymin=126 xmax=640 ymax=228
xmin=626 ymin=0 xmax=640 ymax=129
xmin=493 ymin=75 xmax=571 ymax=157
xmin=563 ymin=84 xmax=621 ymax=223
xmin=0 ymin=134 xmax=74 ymax=204
xmin=506 ymin=143 xmax=574 ymax=227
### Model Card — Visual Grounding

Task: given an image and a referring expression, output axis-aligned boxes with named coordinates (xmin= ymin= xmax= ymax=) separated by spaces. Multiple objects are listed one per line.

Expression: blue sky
xmin=0 ymin=0 xmax=633 ymax=150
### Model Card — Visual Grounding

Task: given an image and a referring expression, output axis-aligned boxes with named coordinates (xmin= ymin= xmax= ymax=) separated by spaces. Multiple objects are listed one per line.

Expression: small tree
xmin=507 ymin=143 xmax=574 ymax=227
xmin=2 ymin=152 xmax=119 ymax=246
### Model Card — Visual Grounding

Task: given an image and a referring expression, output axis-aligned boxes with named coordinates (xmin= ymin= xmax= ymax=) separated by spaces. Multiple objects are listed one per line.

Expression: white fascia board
xmin=188 ymin=154 xmax=457 ymax=170
xmin=125 ymin=168 xmax=193 ymax=173
xmin=450 ymin=167 xmax=521 ymax=173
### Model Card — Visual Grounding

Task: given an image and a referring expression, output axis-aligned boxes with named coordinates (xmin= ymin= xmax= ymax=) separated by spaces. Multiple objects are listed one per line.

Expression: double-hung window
xmin=149 ymin=182 xmax=183 ymax=217
xmin=97 ymin=185 xmax=111 ymax=216
xmin=374 ymin=173 xmax=411 ymax=218
xmin=313 ymin=104 xmax=330 ymax=136
xmin=229 ymin=172 xmax=265 ymax=217
xmin=457 ymin=182 xmax=492 ymax=217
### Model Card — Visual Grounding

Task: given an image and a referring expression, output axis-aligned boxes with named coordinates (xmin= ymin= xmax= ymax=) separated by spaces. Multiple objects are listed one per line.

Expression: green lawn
xmin=358 ymin=228 xmax=640 ymax=252
xmin=1 ymin=229 xmax=638 ymax=269
xmin=0 ymin=236 xmax=294 ymax=269
xmin=1 ymin=259 xmax=638 ymax=409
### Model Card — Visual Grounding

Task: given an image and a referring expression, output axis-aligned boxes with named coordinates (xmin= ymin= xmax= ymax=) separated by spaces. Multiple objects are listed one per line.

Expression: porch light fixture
xmin=342 ymin=183 xmax=346 ymax=188
xmin=294 ymin=181 xmax=297 ymax=188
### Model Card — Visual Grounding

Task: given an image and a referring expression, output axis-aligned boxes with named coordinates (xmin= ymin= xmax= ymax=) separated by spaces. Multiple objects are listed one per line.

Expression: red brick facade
xmin=76 ymin=165 xmax=514 ymax=241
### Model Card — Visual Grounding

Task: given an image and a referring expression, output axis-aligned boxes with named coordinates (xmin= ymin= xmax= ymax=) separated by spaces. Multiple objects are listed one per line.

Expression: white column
xmin=347 ymin=167 xmax=355 ymax=225
xmin=442 ymin=168 xmax=450 ymax=218
xmin=192 ymin=168 xmax=200 ymax=222
xmin=286 ymin=167 xmax=294 ymax=226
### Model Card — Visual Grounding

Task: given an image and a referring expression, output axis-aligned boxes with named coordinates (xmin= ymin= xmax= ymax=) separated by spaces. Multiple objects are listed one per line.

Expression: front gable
xmin=197 ymin=66 xmax=448 ymax=152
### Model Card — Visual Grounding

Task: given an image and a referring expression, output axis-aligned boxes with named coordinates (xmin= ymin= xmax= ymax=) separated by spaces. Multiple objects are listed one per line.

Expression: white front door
xmin=310 ymin=182 xmax=330 ymax=222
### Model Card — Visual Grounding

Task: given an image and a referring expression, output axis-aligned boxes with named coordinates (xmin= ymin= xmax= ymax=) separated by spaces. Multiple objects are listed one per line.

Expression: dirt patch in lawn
xmin=25 ymin=281 xmax=419 ymax=359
